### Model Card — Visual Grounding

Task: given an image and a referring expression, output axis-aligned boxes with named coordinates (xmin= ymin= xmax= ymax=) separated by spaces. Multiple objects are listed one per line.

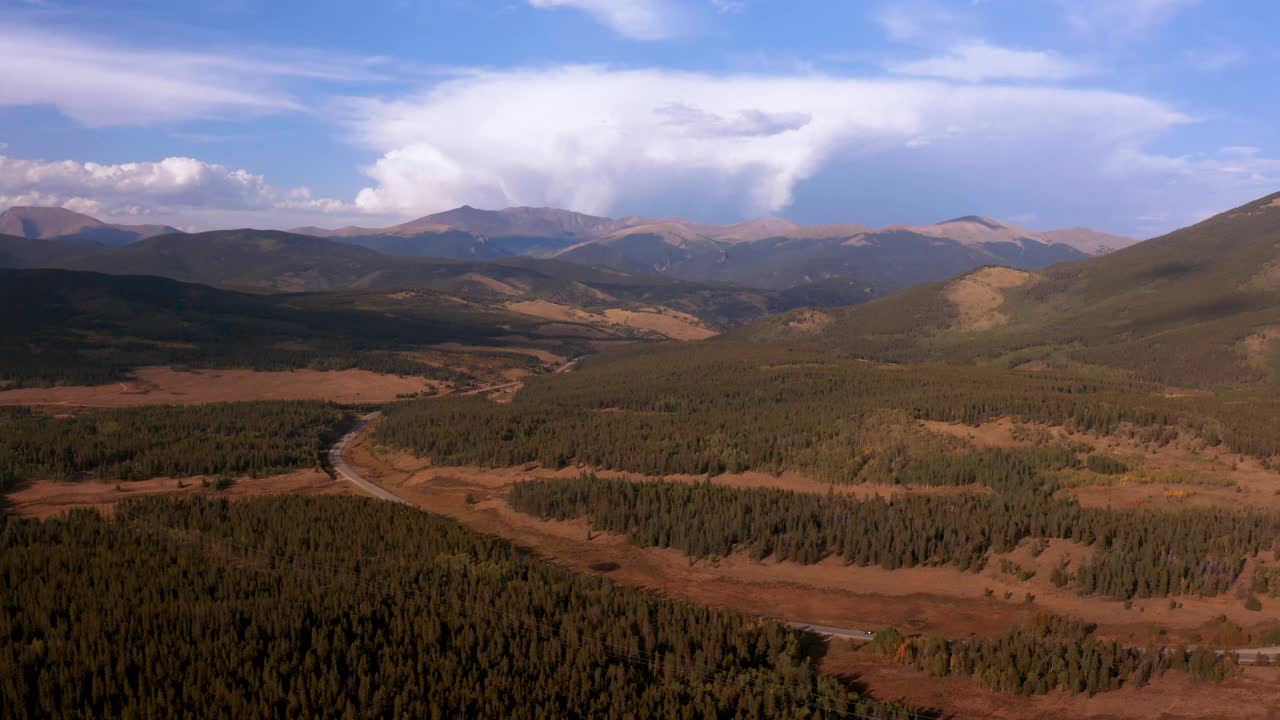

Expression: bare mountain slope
xmin=0 ymin=206 xmax=180 ymax=246
xmin=293 ymin=206 xmax=644 ymax=259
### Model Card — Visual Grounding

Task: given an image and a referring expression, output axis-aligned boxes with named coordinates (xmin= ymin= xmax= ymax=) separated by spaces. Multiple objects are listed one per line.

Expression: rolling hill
xmin=0 ymin=233 xmax=103 ymax=267
xmin=0 ymin=206 xmax=179 ymax=246
xmin=0 ymin=267 xmax=630 ymax=388
xmin=35 ymin=228 xmax=833 ymax=332
xmin=741 ymin=191 xmax=1280 ymax=386
xmin=58 ymin=229 xmax=412 ymax=292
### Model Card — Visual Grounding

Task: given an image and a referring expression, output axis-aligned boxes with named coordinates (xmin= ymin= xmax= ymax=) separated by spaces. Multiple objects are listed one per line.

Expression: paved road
xmin=328 ymin=411 xmax=410 ymax=506
xmin=456 ymin=356 xmax=581 ymax=396
xmin=1231 ymin=646 xmax=1280 ymax=664
xmin=785 ymin=622 xmax=876 ymax=640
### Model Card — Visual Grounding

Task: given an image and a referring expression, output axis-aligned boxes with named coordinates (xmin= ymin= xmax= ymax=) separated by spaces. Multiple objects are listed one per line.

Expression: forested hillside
xmin=741 ymin=192 xmax=1280 ymax=386
xmin=0 ymin=269 xmax=562 ymax=387
xmin=0 ymin=496 xmax=920 ymax=719
xmin=0 ymin=233 xmax=102 ymax=268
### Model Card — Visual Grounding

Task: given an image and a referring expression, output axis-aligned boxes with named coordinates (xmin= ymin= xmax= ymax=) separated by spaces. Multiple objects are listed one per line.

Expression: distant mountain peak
xmin=0 ymin=205 xmax=180 ymax=246
xmin=0 ymin=206 xmax=106 ymax=238
xmin=938 ymin=215 xmax=1006 ymax=230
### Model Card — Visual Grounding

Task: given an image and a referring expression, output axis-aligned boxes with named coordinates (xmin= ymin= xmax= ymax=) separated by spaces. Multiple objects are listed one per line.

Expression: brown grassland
xmin=0 ymin=367 xmax=443 ymax=407
xmin=8 ymin=469 xmax=352 ymax=519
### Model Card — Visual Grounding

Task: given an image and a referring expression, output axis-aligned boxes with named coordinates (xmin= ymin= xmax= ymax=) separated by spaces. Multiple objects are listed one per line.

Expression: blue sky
xmin=0 ymin=0 xmax=1276 ymax=237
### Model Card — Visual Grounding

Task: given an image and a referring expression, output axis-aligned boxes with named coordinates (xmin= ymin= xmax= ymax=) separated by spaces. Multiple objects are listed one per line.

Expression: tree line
xmin=509 ymin=474 xmax=1280 ymax=599
xmin=0 ymin=495 xmax=923 ymax=719
xmin=0 ymin=402 xmax=347 ymax=482
xmin=866 ymin=615 xmax=1236 ymax=696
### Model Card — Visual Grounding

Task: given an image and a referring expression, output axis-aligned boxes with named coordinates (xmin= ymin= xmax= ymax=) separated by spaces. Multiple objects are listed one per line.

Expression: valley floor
xmin=337 ymin=421 xmax=1280 ymax=720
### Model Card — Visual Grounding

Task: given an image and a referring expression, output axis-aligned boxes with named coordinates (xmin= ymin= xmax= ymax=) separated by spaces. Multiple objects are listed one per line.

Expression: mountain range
xmin=293 ymin=205 xmax=1136 ymax=290
xmin=2 ymin=204 xmax=1136 ymax=310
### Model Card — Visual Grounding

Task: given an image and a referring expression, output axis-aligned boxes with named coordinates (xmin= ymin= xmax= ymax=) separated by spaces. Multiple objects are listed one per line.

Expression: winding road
xmin=328 ymin=411 xmax=407 ymax=506
xmin=328 ymin=355 xmax=582 ymax=503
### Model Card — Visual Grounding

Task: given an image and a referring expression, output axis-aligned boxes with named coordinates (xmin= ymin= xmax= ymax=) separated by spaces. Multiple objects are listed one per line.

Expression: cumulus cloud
xmin=348 ymin=65 xmax=1208 ymax=223
xmin=0 ymin=25 xmax=380 ymax=126
xmin=528 ymin=0 xmax=683 ymax=40
xmin=888 ymin=42 xmax=1093 ymax=82
xmin=0 ymin=154 xmax=355 ymax=225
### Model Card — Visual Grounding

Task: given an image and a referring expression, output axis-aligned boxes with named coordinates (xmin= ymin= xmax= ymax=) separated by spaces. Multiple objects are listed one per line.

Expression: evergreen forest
xmin=0 ymin=496 xmax=923 ymax=719
xmin=509 ymin=474 xmax=1280 ymax=600
xmin=376 ymin=343 xmax=1280 ymax=479
xmin=866 ymin=615 xmax=1236 ymax=696
xmin=0 ymin=402 xmax=347 ymax=482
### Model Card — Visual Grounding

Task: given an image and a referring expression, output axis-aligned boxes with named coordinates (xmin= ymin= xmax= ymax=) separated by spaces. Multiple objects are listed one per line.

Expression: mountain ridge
xmin=290 ymin=204 xmax=1135 ymax=291
xmin=292 ymin=204 xmax=1134 ymax=257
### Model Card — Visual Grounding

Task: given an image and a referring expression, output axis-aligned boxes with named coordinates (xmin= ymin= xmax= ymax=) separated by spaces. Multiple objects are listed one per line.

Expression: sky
xmin=0 ymin=0 xmax=1277 ymax=237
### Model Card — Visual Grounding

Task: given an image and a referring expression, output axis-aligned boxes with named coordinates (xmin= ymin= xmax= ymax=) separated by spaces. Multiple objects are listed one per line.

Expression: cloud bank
xmin=348 ymin=66 xmax=1198 ymax=219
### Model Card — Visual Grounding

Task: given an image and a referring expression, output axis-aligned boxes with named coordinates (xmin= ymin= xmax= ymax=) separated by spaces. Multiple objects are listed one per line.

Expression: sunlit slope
xmin=742 ymin=192 xmax=1280 ymax=386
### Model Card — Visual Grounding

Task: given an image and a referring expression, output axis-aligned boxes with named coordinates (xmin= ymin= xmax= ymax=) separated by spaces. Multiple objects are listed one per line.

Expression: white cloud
xmin=1059 ymin=0 xmax=1197 ymax=38
xmin=0 ymin=154 xmax=358 ymax=227
xmin=528 ymin=0 xmax=683 ymax=40
xmin=875 ymin=1 xmax=974 ymax=42
xmin=347 ymin=65 xmax=1202 ymax=221
xmin=888 ymin=42 xmax=1093 ymax=82
xmin=0 ymin=25 xmax=382 ymax=126
xmin=710 ymin=0 xmax=744 ymax=13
